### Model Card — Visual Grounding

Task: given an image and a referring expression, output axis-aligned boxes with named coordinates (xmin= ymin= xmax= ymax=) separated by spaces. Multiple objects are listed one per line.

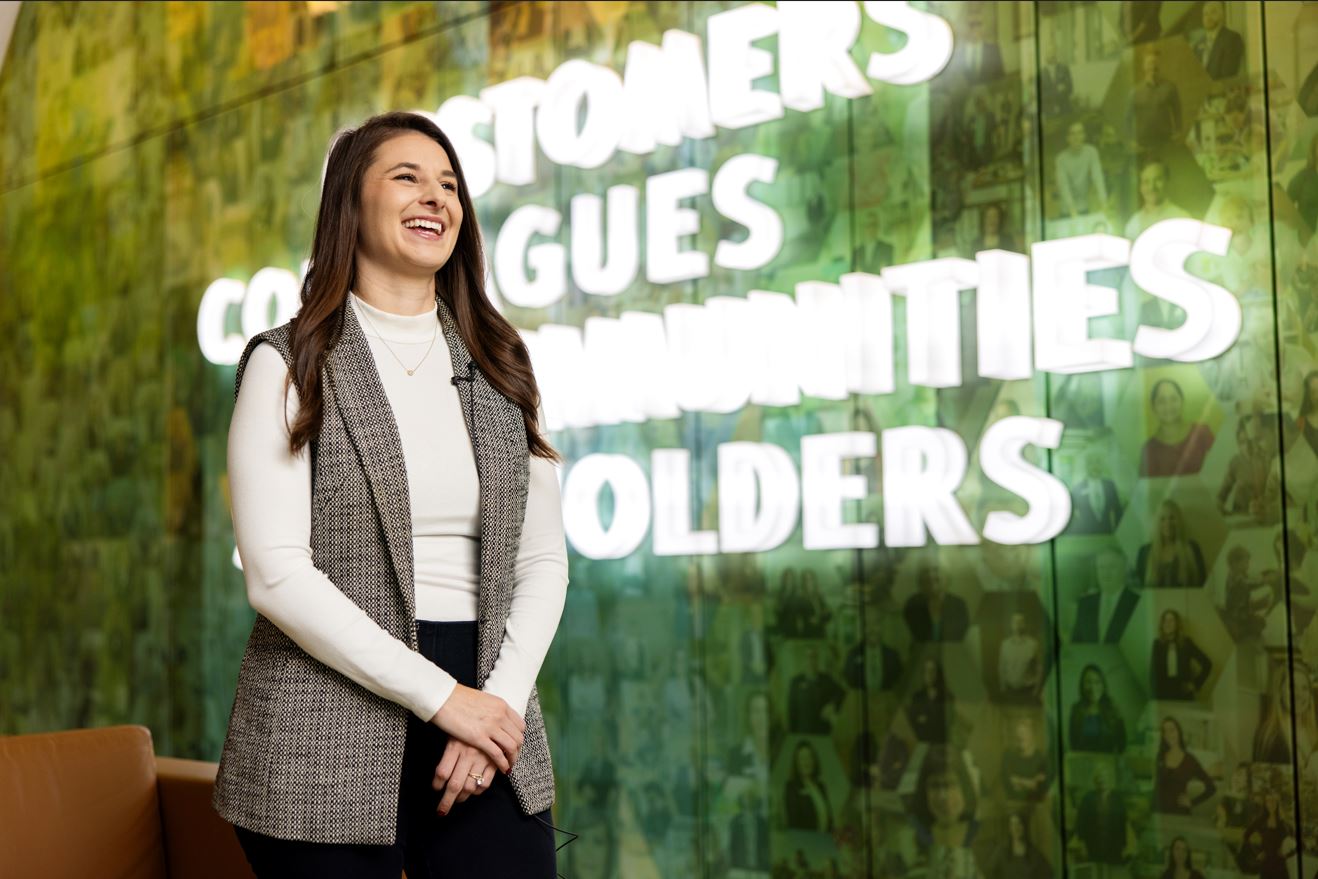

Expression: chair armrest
xmin=156 ymin=757 xmax=255 ymax=879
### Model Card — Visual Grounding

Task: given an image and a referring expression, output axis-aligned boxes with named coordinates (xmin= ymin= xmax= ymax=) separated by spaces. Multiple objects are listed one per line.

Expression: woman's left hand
xmin=433 ymin=737 xmax=496 ymax=815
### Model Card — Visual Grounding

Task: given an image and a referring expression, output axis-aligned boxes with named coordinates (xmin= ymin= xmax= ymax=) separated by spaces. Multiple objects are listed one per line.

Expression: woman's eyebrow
xmin=384 ymin=161 xmax=456 ymax=178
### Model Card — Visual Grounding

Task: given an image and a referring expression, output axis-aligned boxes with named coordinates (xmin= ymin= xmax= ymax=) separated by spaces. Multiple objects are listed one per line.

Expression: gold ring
xmin=468 ymin=772 xmax=484 ymax=787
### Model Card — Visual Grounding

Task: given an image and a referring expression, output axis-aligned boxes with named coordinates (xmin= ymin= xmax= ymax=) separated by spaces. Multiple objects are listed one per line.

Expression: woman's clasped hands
xmin=428 ymin=684 xmax=525 ymax=815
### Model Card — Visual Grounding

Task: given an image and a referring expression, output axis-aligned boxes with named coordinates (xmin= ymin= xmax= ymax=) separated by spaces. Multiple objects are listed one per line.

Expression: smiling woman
xmin=211 ymin=111 xmax=569 ymax=878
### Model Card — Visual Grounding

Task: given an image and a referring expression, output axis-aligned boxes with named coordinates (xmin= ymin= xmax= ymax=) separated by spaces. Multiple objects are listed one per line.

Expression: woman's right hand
xmin=429 ymin=684 xmax=525 ymax=773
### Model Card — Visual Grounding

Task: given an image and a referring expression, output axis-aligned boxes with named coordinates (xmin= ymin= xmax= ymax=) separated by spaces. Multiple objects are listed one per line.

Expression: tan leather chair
xmin=0 ymin=725 xmax=255 ymax=879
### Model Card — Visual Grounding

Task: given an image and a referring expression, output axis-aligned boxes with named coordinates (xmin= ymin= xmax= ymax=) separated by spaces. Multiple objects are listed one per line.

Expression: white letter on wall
xmin=1131 ymin=218 xmax=1240 ymax=362
xmin=571 ymin=185 xmax=640 ymax=296
xmin=712 ymin=153 xmax=783 ymax=271
xmin=1031 ymin=234 xmax=1132 ymax=374
xmin=862 ymin=1 xmax=955 ymax=85
xmin=562 ymin=454 xmax=651 ymax=559
xmin=707 ymin=3 xmax=784 ymax=130
xmin=718 ymin=442 xmax=801 ymax=553
xmin=652 ymin=449 xmax=718 ymax=556
xmin=839 ymin=272 xmax=895 ymax=395
xmin=619 ymin=30 xmax=715 ymax=153
xmin=976 ymin=249 xmax=1033 ymax=380
xmin=979 ymin=416 xmax=1071 ymax=544
xmin=801 ymin=432 xmax=879 ymax=550
xmin=495 ymin=205 xmax=565 ymax=309
xmin=778 ymin=0 xmax=871 ymax=111
xmin=647 ymin=168 xmax=710 ymax=285
xmin=881 ymin=426 xmax=979 ymax=547
xmin=881 ymin=258 xmax=978 ymax=389
xmin=536 ymin=60 xmax=625 ymax=169
xmin=478 ymin=77 xmax=545 ymax=187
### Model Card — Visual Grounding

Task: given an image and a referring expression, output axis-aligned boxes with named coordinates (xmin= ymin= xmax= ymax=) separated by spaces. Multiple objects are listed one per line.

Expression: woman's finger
xmin=439 ymin=750 xmax=478 ymax=815
xmin=432 ymin=739 xmax=461 ymax=791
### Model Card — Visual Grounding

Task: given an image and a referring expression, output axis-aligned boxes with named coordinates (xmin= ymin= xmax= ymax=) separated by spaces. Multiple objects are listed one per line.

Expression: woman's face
xmin=356 ymin=131 xmax=465 ymax=280
xmin=795 ymin=745 xmax=818 ymax=778
xmin=1153 ymin=382 xmax=1184 ymax=425
xmin=1159 ymin=505 xmax=1179 ymax=541
xmin=1161 ymin=610 xmax=1179 ymax=639
xmin=1082 ymin=668 xmax=1104 ymax=703
xmin=1162 ymin=719 xmax=1181 ymax=749
xmin=926 ymin=770 xmax=966 ymax=824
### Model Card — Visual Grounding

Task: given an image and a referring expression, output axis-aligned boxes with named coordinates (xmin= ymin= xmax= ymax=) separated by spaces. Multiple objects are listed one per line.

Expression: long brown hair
xmin=281 ymin=110 xmax=559 ymax=463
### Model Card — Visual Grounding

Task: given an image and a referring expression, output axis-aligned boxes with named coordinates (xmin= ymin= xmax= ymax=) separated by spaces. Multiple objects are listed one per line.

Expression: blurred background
xmin=3 ymin=1 xmax=1318 ymax=876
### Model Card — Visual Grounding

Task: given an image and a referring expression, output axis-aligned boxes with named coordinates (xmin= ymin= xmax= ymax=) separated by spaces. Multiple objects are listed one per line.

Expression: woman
xmin=1151 ymin=609 xmax=1213 ymax=701
xmin=1244 ymin=789 xmax=1296 ymax=879
xmin=907 ymin=658 xmax=956 ymax=744
xmin=783 ymin=740 xmax=833 ymax=832
xmin=1139 ymin=378 xmax=1215 ymax=477
xmin=1001 ymin=714 xmax=1052 ymax=802
xmin=908 ymin=745 xmax=980 ymax=852
xmin=1136 ymin=500 xmax=1207 ymax=588
xmin=1160 ymin=836 xmax=1205 ymax=879
xmin=213 ymin=112 xmax=569 ymax=875
xmin=1253 ymin=660 xmax=1318 ymax=767
xmin=1068 ymin=664 xmax=1127 ymax=753
xmin=1153 ymin=716 xmax=1217 ymax=815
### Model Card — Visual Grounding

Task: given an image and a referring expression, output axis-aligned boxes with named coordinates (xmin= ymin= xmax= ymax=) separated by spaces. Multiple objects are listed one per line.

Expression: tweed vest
xmin=211 ymin=294 xmax=555 ymax=844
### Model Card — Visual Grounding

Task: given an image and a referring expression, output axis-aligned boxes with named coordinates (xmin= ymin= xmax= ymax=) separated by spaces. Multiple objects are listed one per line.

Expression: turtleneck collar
xmin=349 ymin=290 xmax=439 ymax=344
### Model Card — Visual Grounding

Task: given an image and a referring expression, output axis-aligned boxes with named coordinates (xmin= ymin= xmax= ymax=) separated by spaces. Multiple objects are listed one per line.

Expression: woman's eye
xmin=443 ymin=182 xmax=457 ymax=192
xmin=396 ymin=174 xmax=417 ymax=182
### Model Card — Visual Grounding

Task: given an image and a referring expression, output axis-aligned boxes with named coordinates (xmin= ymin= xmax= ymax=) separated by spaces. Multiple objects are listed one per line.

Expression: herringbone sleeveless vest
xmin=212 ymin=294 xmax=555 ymax=844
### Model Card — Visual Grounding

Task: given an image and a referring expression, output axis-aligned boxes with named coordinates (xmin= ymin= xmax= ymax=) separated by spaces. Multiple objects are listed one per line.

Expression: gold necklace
xmin=355 ymin=297 xmax=438 ymax=376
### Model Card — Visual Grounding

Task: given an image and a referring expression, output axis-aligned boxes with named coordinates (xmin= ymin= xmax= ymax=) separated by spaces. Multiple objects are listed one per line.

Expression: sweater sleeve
xmin=480 ymin=452 xmax=570 ymax=718
xmin=228 ymin=342 xmax=458 ymax=722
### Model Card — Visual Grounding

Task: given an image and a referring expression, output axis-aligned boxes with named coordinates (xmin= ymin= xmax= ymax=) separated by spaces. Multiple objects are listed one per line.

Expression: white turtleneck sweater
xmin=227 ymin=290 xmax=569 ymax=723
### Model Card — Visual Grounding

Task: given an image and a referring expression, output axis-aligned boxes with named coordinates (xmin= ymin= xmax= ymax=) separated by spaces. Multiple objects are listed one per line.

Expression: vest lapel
xmin=435 ymin=296 xmax=530 ymax=679
xmin=326 ymin=299 xmax=417 ymax=626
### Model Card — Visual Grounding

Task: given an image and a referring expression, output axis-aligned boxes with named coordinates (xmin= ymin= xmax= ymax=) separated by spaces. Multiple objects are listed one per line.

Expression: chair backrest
xmin=0 ymin=724 xmax=168 ymax=879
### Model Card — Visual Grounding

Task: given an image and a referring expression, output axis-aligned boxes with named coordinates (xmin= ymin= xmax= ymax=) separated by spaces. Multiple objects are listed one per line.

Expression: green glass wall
xmin=3 ymin=2 xmax=1318 ymax=876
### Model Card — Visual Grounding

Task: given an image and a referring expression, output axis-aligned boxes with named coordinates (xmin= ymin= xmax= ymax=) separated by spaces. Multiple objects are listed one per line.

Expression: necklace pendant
xmin=406 ymin=369 xmax=414 ymax=376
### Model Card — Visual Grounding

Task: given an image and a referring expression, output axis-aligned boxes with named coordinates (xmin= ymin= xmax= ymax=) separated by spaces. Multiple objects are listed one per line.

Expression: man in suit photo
xmin=1072 ymin=547 xmax=1141 ymax=644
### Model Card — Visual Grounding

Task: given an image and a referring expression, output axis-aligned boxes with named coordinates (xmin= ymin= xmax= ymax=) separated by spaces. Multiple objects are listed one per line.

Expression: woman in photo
xmin=1153 ymin=716 xmax=1217 ymax=815
xmin=214 ymin=112 xmax=569 ymax=876
xmin=1151 ymin=609 xmax=1213 ymax=701
xmin=783 ymin=740 xmax=833 ymax=832
xmin=1069 ymin=664 xmax=1127 ymax=754
xmin=987 ymin=811 xmax=1050 ymax=879
xmin=1139 ymin=378 xmax=1215 ymax=477
xmin=907 ymin=657 xmax=957 ymax=744
xmin=908 ymin=745 xmax=980 ymax=852
xmin=1244 ymin=788 xmax=1296 ymax=879
xmin=1253 ymin=660 xmax=1318 ymax=767
xmin=1159 ymin=836 xmax=1205 ymax=879
xmin=1136 ymin=499 xmax=1207 ymax=588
